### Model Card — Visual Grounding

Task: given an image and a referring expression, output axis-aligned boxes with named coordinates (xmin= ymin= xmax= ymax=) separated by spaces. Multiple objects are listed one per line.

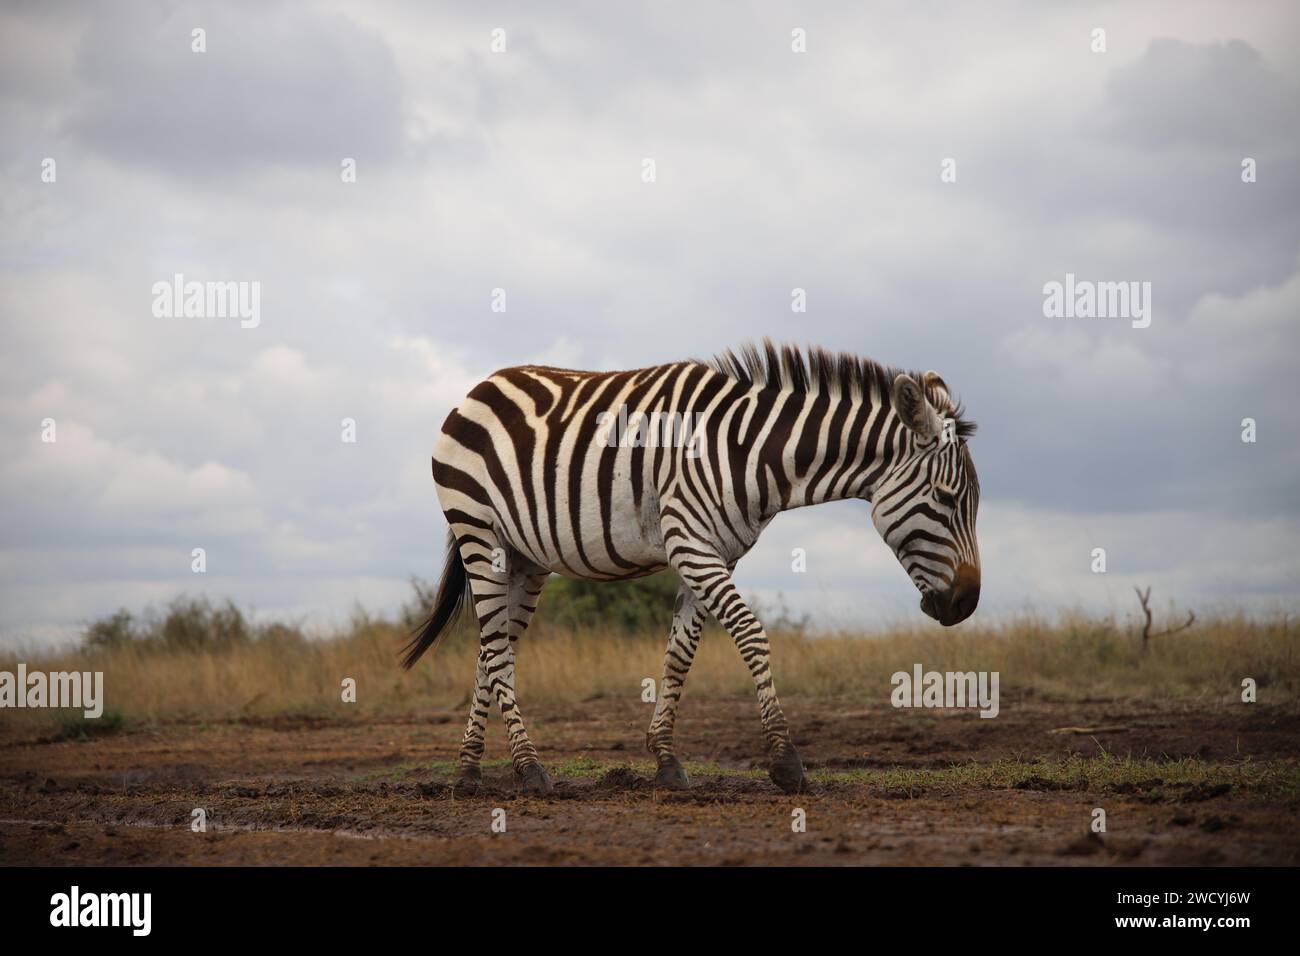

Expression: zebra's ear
xmin=922 ymin=370 xmax=955 ymax=413
xmin=893 ymin=374 xmax=943 ymax=439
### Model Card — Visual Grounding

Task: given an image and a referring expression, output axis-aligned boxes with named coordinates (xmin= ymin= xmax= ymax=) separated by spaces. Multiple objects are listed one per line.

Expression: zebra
xmin=403 ymin=341 xmax=980 ymax=795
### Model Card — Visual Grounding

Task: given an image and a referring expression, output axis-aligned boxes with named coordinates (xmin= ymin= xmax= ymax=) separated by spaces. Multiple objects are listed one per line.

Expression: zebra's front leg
xmin=646 ymin=584 xmax=705 ymax=789
xmin=670 ymin=550 xmax=807 ymax=794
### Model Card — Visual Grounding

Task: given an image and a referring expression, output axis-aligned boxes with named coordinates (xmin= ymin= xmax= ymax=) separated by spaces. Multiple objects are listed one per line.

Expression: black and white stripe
xmin=404 ymin=341 xmax=981 ymax=794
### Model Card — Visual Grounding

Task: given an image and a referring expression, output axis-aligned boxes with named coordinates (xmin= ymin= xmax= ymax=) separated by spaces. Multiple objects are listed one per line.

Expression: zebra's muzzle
xmin=921 ymin=563 xmax=980 ymax=626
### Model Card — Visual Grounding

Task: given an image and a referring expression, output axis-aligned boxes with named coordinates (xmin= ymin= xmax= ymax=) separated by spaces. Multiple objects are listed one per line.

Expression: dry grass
xmin=1 ymin=608 xmax=1295 ymax=731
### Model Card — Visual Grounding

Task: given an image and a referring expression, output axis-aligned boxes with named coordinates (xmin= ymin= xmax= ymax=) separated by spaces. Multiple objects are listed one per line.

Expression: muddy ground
xmin=1 ymin=695 xmax=1296 ymax=865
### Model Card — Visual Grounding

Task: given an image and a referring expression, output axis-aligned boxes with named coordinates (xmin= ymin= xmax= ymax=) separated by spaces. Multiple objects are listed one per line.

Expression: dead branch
xmin=1135 ymin=586 xmax=1152 ymax=648
xmin=1134 ymin=586 xmax=1195 ymax=651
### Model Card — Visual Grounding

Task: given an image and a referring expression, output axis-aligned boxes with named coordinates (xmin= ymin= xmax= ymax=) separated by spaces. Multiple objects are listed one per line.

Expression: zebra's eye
xmin=934 ymin=488 xmax=956 ymax=508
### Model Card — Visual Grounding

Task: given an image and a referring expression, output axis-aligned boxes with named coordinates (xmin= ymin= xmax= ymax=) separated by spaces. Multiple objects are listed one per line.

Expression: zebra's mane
xmin=701 ymin=340 xmax=977 ymax=439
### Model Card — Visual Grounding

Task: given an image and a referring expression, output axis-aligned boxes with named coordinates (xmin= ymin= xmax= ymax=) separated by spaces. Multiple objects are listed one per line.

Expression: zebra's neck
xmin=763 ymin=388 xmax=911 ymax=516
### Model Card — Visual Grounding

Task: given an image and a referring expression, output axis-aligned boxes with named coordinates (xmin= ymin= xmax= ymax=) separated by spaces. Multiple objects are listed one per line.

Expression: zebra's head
xmin=870 ymin=371 xmax=981 ymax=626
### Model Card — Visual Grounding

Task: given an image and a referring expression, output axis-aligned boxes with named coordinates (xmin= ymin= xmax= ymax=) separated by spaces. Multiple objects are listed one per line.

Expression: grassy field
xmin=4 ymin=692 xmax=1298 ymax=866
xmin=1 ymin=590 xmax=1295 ymax=731
xmin=3 ymin=590 xmax=1298 ymax=866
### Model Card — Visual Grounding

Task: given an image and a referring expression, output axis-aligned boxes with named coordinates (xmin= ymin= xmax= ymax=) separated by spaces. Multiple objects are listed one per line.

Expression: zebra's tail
xmin=401 ymin=531 xmax=471 ymax=669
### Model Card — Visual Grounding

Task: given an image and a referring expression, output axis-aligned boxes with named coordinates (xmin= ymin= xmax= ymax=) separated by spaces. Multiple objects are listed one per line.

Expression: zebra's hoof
xmin=452 ymin=766 xmax=482 ymax=796
xmin=653 ymin=757 xmax=690 ymax=790
xmin=769 ymin=748 xmax=808 ymax=794
xmin=517 ymin=764 xmax=553 ymax=795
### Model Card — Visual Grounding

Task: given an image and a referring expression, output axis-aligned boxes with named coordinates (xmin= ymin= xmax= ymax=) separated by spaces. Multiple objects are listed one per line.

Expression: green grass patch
xmin=353 ymin=758 xmax=512 ymax=782
xmin=50 ymin=709 xmax=128 ymax=742
xmin=357 ymin=753 xmax=1300 ymax=800
xmin=551 ymin=754 xmax=608 ymax=777
xmin=813 ymin=755 xmax=1300 ymax=799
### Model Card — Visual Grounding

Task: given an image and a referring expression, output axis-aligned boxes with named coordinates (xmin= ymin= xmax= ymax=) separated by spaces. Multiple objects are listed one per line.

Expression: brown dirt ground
xmin=1 ymin=695 xmax=1297 ymax=866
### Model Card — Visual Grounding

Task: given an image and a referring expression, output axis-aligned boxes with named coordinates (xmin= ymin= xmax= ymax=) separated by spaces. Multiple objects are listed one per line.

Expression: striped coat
xmin=404 ymin=342 xmax=980 ymax=794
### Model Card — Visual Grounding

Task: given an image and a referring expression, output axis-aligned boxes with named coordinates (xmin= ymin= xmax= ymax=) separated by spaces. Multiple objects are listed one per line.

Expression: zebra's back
xmin=433 ymin=360 xmax=725 ymax=580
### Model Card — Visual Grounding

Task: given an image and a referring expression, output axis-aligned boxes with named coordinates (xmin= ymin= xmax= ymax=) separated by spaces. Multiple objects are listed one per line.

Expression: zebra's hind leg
xmin=669 ymin=548 xmax=807 ymax=794
xmin=453 ymin=534 xmax=552 ymax=795
xmin=646 ymin=583 xmax=705 ymax=789
xmin=473 ymin=541 xmax=553 ymax=796
xmin=453 ymin=651 xmax=491 ymax=796
xmin=499 ymin=564 xmax=550 ymax=794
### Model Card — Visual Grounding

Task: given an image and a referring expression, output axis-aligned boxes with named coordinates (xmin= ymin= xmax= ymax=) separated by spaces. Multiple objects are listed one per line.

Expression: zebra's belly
xmin=504 ymin=474 xmax=668 ymax=579
xmin=512 ymin=539 xmax=669 ymax=580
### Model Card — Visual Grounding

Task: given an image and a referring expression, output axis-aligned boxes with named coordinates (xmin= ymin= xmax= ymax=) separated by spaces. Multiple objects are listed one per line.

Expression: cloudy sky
xmin=2 ymin=1 xmax=1298 ymax=648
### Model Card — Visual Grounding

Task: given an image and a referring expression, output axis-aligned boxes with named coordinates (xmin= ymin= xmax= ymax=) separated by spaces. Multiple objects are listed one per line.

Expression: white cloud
xmin=2 ymin=3 xmax=1299 ymax=645
xmin=1181 ymin=258 xmax=1300 ymax=379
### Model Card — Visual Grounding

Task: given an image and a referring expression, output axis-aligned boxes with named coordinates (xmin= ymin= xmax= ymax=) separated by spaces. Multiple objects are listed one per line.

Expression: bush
xmin=157 ymin=597 xmax=251 ymax=651
xmin=81 ymin=596 xmax=304 ymax=652
xmin=397 ymin=571 xmax=808 ymax=637
xmin=399 ymin=570 xmax=683 ymax=635
xmin=541 ymin=571 xmax=680 ymax=633
xmin=84 ymin=609 xmax=137 ymax=649
xmin=257 ymin=622 xmax=308 ymax=650
xmin=52 ymin=709 xmax=127 ymax=741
